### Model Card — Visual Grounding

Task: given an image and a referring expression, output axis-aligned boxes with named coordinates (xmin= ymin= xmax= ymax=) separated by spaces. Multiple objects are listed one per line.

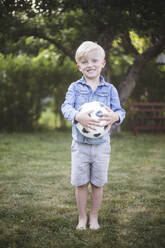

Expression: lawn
xmin=0 ymin=131 xmax=164 ymax=248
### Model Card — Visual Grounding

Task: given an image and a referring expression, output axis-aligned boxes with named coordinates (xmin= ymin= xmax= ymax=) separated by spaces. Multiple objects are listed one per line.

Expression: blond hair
xmin=75 ymin=41 xmax=105 ymax=63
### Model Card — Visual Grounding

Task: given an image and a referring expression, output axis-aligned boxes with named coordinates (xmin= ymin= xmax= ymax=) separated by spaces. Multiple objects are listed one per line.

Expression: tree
xmin=60 ymin=0 xmax=165 ymax=104
xmin=1 ymin=0 xmax=165 ymax=107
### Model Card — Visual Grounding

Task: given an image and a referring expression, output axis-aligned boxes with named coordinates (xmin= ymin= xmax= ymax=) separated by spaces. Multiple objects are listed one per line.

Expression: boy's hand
xmin=75 ymin=110 xmax=100 ymax=130
xmin=99 ymin=106 xmax=119 ymax=126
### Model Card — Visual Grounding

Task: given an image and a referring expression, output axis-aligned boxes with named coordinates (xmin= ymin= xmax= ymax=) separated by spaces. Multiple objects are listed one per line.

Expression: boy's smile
xmin=77 ymin=49 xmax=106 ymax=82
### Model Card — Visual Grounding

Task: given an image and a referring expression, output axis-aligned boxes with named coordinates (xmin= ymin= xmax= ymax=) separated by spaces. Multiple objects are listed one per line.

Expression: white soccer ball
xmin=76 ymin=101 xmax=111 ymax=139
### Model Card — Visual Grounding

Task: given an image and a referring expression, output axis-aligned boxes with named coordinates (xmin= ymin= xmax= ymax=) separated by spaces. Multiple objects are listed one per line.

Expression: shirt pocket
xmin=75 ymin=89 xmax=89 ymax=109
xmin=95 ymin=91 xmax=109 ymax=105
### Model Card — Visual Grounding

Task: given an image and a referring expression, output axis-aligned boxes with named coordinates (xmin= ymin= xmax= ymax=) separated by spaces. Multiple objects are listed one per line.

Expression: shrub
xmin=0 ymin=53 xmax=55 ymax=131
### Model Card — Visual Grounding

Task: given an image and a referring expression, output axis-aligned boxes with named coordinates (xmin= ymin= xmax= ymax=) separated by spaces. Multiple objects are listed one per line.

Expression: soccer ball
xmin=76 ymin=101 xmax=111 ymax=139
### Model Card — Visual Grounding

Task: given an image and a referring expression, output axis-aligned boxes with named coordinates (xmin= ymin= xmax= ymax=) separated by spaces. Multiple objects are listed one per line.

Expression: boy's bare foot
xmin=76 ymin=218 xmax=87 ymax=230
xmin=89 ymin=218 xmax=100 ymax=230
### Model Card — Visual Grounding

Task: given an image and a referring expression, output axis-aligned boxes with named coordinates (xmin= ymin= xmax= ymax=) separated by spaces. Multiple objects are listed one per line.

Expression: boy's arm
xmin=110 ymin=85 xmax=126 ymax=125
xmin=62 ymin=83 xmax=101 ymax=129
xmin=100 ymin=85 xmax=125 ymax=126
xmin=61 ymin=84 xmax=79 ymax=124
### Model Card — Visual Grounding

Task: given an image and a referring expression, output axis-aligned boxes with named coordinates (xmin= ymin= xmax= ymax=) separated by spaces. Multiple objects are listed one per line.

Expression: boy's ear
xmin=102 ymin=59 xmax=106 ymax=68
xmin=77 ymin=64 xmax=82 ymax=72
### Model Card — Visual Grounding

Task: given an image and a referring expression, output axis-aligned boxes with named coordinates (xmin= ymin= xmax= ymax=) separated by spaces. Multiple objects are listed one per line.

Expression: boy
xmin=61 ymin=41 xmax=125 ymax=230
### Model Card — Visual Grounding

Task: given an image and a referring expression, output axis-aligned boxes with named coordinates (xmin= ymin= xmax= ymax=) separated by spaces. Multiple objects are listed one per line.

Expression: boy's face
xmin=77 ymin=49 xmax=106 ymax=81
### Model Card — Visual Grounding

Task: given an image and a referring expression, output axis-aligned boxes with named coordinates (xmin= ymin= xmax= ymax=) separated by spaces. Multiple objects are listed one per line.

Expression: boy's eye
xmin=81 ymin=60 xmax=87 ymax=64
xmin=92 ymin=59 xmax=98 ymax=63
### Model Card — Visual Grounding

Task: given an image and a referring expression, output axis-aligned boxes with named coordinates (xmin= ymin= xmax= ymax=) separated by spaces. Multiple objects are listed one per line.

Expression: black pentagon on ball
xmin=94 ymin=133 xmax=101 ymax=137
xmin=82 ymin=128 xmax=89 ymax=133
xmin=95 ymin=110 xmax=103 ymax=117
xmin=104 ymin=125 xmax=108 ymax=129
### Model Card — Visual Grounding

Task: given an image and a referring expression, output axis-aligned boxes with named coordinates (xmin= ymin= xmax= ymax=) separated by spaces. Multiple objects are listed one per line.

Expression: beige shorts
xmin=71 ymin=139 xmax=111 ymax=187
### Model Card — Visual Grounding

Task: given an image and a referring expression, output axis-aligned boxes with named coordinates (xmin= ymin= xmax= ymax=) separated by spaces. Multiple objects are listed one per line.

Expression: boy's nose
xmin=87 ymin=61 xmax=93 ymax=67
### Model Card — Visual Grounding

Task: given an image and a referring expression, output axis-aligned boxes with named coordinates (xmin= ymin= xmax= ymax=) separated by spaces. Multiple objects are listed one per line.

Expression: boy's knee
xmin=90 ymin=183 xmax=103 ymax=189
xmin=77 ymin=182 xmax=89 ymax=189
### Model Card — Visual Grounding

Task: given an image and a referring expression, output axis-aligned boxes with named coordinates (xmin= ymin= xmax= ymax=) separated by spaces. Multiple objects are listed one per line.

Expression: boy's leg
xmin=76 ymin=183 xmax=89 ymax=229
xmin=89 ymin=141 xmax=110 ymax=229
xmin=90 ymin=183 xmax=103 ymax=230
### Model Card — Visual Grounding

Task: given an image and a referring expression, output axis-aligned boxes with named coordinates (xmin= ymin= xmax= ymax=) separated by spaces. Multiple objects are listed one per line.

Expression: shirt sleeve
xmin=61 ymin=83 xmax=79 ymax=124
xmin=110 ymin=85 xmax=126 ymax=126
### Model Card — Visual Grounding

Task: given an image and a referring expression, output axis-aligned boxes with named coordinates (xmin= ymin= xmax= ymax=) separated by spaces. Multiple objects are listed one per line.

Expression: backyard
xmin=0 ymin=131 xmax=164 ymax=248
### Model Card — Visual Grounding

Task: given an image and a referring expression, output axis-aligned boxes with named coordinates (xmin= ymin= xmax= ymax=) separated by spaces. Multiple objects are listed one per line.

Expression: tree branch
xmin=31 ymin=30 xmax=75 ymax=61
xmin=118 ymin=36 xmax=165 ymax=105
xmin=121 ymin=31 xmax=139 ymax=56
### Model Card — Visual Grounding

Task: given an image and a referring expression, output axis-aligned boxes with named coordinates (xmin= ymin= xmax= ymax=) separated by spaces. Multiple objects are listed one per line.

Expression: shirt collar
xmin=78 ymin=75 xmax=107 ymax=86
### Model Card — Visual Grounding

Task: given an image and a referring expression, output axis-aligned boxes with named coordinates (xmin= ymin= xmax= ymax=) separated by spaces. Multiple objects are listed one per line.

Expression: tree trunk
xmin=118 ymin=40 xmax=165 ymax=105
xmin=112 ymin=39 xmax=165 ymax=134
xmin=118 ymin=55 xmax=142 ymax=105
xmin=98 ymin=31 xmax=112 ymax=82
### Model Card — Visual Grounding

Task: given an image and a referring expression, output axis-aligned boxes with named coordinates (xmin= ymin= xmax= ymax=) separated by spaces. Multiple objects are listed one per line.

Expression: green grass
xmin=0 ymin=131 xmax=165 ymax=248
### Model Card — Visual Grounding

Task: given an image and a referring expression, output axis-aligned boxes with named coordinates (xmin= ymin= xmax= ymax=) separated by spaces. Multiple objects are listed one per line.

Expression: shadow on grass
xmin=124 ymin=211 xmax=165 ymax=248
xmin=0 ymin=204 xmax=125 ymax=248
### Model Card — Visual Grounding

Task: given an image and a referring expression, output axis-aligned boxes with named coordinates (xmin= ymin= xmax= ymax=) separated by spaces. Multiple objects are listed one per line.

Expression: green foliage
xmin=129 ymin=31 xmax=151 ymax=54
xmin=0 ymin=50 xmax=80 ymax=131
xmin=0 ymin=53 xmax=54 ymax=131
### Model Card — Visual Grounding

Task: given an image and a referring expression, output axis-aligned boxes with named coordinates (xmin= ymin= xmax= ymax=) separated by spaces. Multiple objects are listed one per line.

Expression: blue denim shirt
xmin=61 ymin=76 xmax=126 ymax=144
